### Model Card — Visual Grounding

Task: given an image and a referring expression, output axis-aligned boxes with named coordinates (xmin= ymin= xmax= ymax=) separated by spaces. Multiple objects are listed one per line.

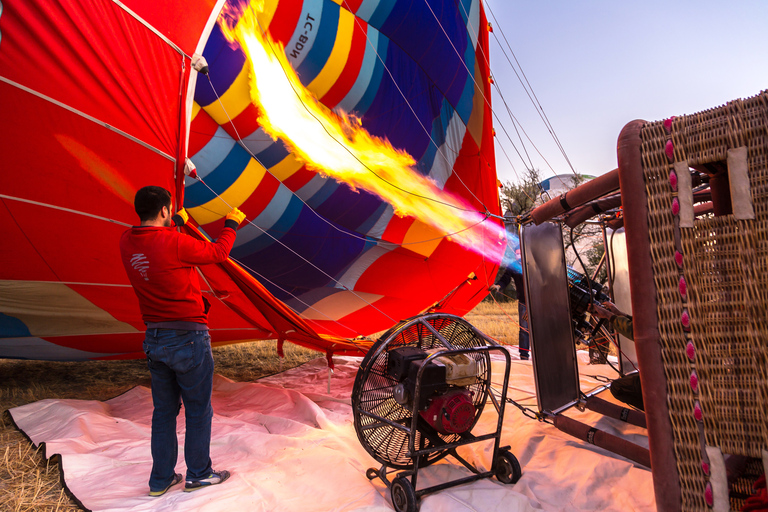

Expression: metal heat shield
xmin=521 ymin=222 xmax=581 ymax=414
xmin=607 ymin=228 xmax=639 ymax=375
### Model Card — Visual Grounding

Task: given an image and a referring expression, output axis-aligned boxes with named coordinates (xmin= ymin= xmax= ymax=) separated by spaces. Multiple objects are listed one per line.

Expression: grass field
xmin=0 ymin=299 xmax=520 ymax=511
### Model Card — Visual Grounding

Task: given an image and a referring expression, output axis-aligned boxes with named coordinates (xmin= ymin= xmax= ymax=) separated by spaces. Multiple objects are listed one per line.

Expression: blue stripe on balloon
xmin=252 ymin=139 xmax=291 ymax=169
xmin=304 ymin=178 xmax=339 ymax=210
xmin=232 ymin=193 xmax=304 ymax=256
xmin=454 ymin=43 xmax=476 ymax=124
xmin=367 ymin=0 xmax=397 ymax=29
xmin=355 ymin=201 xmax=389 ymax=234
xmin=315 ymin=186 xmax=382 ymax=230
xmin=184 ymin=144 xmax=251 ymax=208
xmin=415 ymin=101 xmax=453 ymax=175
xmin=352 ymin=31 xmax=388 ymax=115
xmin=190 ymin=126 xmax=236 ymax=179
xmin=196 ymin=23 xmax=246 ymax=107
xmin=294 ymin=2 xmax=339 ymax=85
xmin=236 ymin=207 xmax=368 ymax=298
xmin=336 ymin=27 xmax=379 ymax=113
xmin=354 ymin=0 xmax=380 ymax=23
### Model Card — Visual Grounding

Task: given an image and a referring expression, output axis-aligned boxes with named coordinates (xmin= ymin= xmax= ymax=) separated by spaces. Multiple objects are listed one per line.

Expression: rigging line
xmin=340 ymin=2 xmax=493 ymax=213
xmin=420 ymin=0 xmax=552 ymax=195
xmin=484 ymin=3 xmax=578 ymax=176
xmin=195 ymin=178 xmax=399 ymax=326
xmin=495 ymin=85 xmax=536 ymax=172
xmin=491 ymin=76 xmax=560 ymax=178
xmin=488 ymin=34 xmax=573 ymax=177
xmin=203 ymin=74 xmax=383 ymax=241
xmin=493 ymin=140 xmax=545 ymax=206
xmin=451 ymin=0 xmax=539 ymax=191
xmin=253 ymin=20 xmax=485 ymax=217
xmin=191 ymin=189 xmax=490 ymax=249
xmin=203 ymin=74 xmax=425 ymax=249
xmin=419 ymin=0 xmax=537 ymax=172
xmin=230 ymin=257 xmax=371 ymax=346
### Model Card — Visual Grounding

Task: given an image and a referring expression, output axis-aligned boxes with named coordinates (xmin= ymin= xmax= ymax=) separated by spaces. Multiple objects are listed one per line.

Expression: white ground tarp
xmin=10 ymin=351 xmax=655 ymax=511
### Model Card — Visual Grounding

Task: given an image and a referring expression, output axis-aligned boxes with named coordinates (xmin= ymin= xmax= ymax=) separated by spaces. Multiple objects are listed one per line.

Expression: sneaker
xmin=184 ymin=470 xmax=231 ymax=492
xmin=149 ymin=473 xmax=183 ymax=497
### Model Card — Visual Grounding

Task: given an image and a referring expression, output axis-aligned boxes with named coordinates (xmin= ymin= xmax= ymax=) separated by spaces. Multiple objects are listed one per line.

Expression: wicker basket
xmin=634 ymin=91 xmax=768 ymax=510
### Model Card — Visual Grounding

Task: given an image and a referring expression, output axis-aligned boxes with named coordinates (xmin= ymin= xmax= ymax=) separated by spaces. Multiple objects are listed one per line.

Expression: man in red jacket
xmin=120 ymin=186 xmax=245 ymax=496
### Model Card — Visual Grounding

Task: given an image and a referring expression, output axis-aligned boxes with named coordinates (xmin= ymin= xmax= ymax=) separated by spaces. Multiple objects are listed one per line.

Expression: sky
xmin=484 ymin=0 xmax=768 ymax=185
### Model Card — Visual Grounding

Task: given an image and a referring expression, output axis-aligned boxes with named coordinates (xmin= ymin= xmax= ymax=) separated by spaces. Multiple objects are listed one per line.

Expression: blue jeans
xmin=518 ymin=302 xmax=530 ymax=359
xmin=143 ymin=329 xmax=214 ymax=491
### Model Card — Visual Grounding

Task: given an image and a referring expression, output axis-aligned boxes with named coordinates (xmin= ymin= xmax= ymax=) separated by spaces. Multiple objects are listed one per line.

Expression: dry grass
xmin=0 ymin=303 xmax=523 ymax=511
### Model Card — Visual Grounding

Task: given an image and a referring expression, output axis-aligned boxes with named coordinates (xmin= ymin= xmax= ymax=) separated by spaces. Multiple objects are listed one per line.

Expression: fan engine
xmin=388 ymin=347 xmax=477 ymax=434
xmin=352 ymin=314 xmax=521 ymax=512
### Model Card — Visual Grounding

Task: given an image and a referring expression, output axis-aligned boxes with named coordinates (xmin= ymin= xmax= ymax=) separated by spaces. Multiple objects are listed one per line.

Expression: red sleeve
xmin=175 ymin=227 xmax=237 ymax=266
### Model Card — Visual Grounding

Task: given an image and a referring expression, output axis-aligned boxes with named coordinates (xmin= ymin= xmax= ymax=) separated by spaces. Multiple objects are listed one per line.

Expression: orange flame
xmin=219 ymin=2 xmax=504 ymax=262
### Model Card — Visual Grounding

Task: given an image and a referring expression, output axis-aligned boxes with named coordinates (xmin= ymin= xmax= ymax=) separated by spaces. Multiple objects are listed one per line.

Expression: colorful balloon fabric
xmin=0 ymin=0 xmax=500 ymax=360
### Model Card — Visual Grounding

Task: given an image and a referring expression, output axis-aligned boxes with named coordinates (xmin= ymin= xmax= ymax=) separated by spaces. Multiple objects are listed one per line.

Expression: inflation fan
xmin=352 ymin=314 xmax=521 ymax=512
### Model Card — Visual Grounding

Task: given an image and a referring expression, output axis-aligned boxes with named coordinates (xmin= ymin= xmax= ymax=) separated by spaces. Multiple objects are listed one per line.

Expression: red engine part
xmin=420 ymin=389 xmax=475 ymax=434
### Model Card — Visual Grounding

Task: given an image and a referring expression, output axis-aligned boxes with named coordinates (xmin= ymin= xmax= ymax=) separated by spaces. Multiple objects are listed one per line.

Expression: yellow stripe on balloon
xmin=191 ymin=101 xmax=202 ymax=122
xmin=306 ymin=7 xmax=355 ymax=99
xmin=202 ymin=66 xmax=252 ymax=126
xmin=188 ymin=158 xmax=267 ymax=225
xmin=269 ymin=153 xmax=305 ymax=182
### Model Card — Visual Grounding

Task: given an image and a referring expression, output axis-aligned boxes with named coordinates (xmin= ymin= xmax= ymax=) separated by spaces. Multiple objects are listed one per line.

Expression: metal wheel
xmin=494 ymin=449 xmax=522 ymax=484
xmin=391 ymin=476 xmax=418 ymax=512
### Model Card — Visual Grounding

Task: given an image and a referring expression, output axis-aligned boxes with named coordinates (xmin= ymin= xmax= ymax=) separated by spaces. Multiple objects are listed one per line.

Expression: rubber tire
xmin=391 ymin=476 xmax=418 ymax=512
xmin=494 ymin=449 xmax=522 ymax=484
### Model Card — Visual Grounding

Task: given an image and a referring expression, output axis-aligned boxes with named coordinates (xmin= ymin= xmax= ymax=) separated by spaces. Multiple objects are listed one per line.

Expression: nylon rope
xmin=339 ymin=1 xmax=495 ymax=214
xmin=422 ymin=0 xmax=552 ymax=201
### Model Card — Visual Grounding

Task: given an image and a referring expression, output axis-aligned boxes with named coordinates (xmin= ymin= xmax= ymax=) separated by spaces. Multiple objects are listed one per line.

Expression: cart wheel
xmin=391 ymin=476 xmax=418 ymax=512
xmin=494 ymin=449 xmax=522 ymax=484
xmin=366 ymin=468 xmax=379 ymax=480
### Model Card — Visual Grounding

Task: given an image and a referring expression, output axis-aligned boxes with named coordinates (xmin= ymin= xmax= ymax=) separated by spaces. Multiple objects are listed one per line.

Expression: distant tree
xmin=498 ymin=169 xmax=604 ymax=281
xmin=499 ymin=168 xmax=543 ymax=217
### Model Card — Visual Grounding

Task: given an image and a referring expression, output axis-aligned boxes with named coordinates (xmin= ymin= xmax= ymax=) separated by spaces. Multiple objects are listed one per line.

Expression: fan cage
xmin=352 ymin=314 xmax=493 ymax=469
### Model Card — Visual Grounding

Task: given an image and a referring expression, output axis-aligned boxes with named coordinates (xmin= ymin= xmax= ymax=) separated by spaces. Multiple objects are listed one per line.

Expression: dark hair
xmin=134 ymin=186 xmax=172 ymax=222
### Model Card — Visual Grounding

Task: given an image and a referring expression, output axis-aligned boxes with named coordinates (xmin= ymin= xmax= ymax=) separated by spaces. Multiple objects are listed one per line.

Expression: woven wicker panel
xmin=640 ymin=91 xmax=768 ymax=510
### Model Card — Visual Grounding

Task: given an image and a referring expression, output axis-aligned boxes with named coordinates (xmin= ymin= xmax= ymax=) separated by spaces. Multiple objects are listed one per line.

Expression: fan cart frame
xmin=353 ymin=314 xmax=521 ymax=512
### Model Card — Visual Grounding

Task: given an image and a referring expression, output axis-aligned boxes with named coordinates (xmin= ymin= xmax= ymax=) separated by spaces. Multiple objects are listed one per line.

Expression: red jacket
xmin=120 ymin=224 xmax=237 ymax=325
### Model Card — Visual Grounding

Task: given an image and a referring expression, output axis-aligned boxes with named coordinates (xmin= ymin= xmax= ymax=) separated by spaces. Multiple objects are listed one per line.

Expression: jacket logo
xmin=130 ymin=253 xmax=150 ymax=281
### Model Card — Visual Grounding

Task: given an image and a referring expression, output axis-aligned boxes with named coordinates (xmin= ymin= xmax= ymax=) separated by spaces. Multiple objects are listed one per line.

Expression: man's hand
xmin=589 ymin=303 xmax=613 ymax=321
xmin=489 ymin=284 xmax=501 ymax=293
xmin=173 ymin=208 xmax=189 ymax=227
xmin=600 ymin=301 xmax=624 ymax=316
xmin=225 ymin=207 xmax=246 ymax=226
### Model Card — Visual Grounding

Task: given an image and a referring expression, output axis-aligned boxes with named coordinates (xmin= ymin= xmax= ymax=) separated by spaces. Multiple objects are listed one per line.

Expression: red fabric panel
xmin=341 ymin=0 xmax=366 ymax=13
xmin=380 ymin=215 xmax=415 ymax=245
xmin=189 ymin=107 xmax=221 ymax=156
xmin=0 ymin=0 xmax=188 ymax=158
xmin=4 ymin=202 xmax=134 ymax=285
xmin=319 ymin=19 xmax=368 ymax=108
xmin=221 ymin=103 xmax=263 ymax=141
xmin=0 ymin=200 xmax=59 ymax=282
xmin=0 ymin=82 xmax=175 ymax=224
xmin=121 ymin=0 xmax=217 ymax=54
xmin=41 ymin=332 xmax=147 ymax=356
xmin=282 ymin=166 xmax=316 ymax=191
xmin=266 ymin=0 xmax=303 ymax=46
